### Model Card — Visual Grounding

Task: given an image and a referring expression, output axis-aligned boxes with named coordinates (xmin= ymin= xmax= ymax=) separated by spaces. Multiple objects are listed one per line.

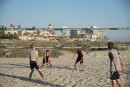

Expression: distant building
xmin=5 ymin=25 xmax=130 ymax=41
xmin=70 ymin=29 xmax=77 ymax=38
xmin=4 ymin=29 xmax=18 ymax=34
xmin=70 ymin=29 xmax=86 ymax=38
xmin=61 ymin=26 xmax=70 ymax=37
xmin=47 ymin=24 xmax=56 ymax=36
xmin=48 ymin=24 xmax=53 ymax=29
xmin=90 ymin=26 xmax=105 ymax=41
xmin=4 ymin=27 xmax=57 ymax=41
xmin=90 ymin=26 xmax=98 ymax=28
xmin=10 ymin=24 xmax=14 ymax=29
xmin=70 ymin=26 xmax=105 ymax=41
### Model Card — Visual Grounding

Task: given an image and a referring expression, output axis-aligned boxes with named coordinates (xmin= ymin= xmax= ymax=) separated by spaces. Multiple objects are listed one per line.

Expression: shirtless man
xmin=29 ymin=44 xmax=45 ymax=81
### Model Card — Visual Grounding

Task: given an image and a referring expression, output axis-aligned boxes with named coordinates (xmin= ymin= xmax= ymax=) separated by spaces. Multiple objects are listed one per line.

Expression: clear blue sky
xmin=0 ymin=0 xmax=130 ymax=41
xmin=0 ymin=0 xmax=130 ymax=28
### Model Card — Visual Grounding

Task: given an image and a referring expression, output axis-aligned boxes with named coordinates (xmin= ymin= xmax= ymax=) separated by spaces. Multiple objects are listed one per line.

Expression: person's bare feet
xmin=42 ymin=77 xmax=46 ymax=82
xmin=29 ymin=75 xmax=31 ymax=80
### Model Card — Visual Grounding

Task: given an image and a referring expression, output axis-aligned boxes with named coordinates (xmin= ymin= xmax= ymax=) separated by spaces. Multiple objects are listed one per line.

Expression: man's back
xmin=29 ymin=50 xmax=37 ymax=61
xmin=109 ymin=49 xmax=121 ymax=71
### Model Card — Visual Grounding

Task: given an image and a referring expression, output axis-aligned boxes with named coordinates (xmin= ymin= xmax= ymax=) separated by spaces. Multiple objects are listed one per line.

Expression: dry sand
xmin=0 ymin=50 xmax=130 ymax=87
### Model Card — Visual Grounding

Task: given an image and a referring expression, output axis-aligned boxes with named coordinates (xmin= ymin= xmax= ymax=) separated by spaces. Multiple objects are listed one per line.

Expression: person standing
xmin=108 ymin=42 xmax=125 ymax=87
xmin=72 ymin=49 xmax=84 ymax=70
xmin=29 ymin=44 xmax=45 ymax=81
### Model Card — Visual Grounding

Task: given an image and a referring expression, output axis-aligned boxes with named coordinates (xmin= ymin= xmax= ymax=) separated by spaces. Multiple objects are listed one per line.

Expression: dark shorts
xmin=110 ymin=71 xmax=120 ymax=80
xmin=30 ymin=61 xmax=39 ymax=70
xmin=75 ymin=58 xmax=83 ymax=64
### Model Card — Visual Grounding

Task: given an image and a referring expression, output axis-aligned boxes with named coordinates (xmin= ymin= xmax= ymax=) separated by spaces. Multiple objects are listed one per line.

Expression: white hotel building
xmin=3 ymin=25 xmax=105 ymax=41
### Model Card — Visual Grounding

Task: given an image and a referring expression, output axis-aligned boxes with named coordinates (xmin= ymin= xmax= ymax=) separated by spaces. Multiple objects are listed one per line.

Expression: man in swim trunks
xmin=29 ymin=44 xmax=45 ymax=81
xmin=72 ymin=49 xmax=84 ymax=70
xmin=108 ymin=42 xmax=125 ymax=87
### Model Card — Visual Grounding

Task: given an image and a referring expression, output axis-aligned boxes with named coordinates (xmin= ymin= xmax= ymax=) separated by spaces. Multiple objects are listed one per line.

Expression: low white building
xmin=5 ymin=28 xmax=56 ymax=41
xmin=5 ymin=29 xmax=18 ymax=34
xmin=61 ymin=26 xmax=70 ymax=37
xmin=90 ymin=26 xmax=105 ymax=41
xmin=4 ymin=26 xmax=105 ymax=41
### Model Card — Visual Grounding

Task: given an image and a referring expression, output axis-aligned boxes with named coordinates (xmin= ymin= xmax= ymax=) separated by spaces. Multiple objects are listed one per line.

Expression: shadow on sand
xmin=9 ymin=63 xmax=30 ymax=68
xmin=0 ymin=63 xmax=30 ymax=68
xmin=0 ymin=73 xmax=61 ymax=87
xmin=50 ymin=65 xmax=74 ymax=70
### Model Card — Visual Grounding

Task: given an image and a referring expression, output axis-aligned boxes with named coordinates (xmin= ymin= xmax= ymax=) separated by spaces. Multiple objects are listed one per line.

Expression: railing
xmin=0 ymin=46 xmax=130 ymax=49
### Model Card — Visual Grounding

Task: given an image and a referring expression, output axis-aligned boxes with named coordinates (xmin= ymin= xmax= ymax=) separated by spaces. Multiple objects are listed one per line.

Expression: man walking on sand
xmin=29 ymin=44 xmax=45 ymax=82
xmin=108 ymin=42 xmax=125 ymax=87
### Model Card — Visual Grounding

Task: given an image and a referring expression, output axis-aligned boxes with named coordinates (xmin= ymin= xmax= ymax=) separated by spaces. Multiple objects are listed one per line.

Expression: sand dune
xmin=0 ymin=51 xmax=130 ymax=87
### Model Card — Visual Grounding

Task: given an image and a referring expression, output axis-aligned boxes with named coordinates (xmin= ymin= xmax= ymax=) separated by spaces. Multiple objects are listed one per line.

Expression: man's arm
xmin=43 ymin=54 xmax=46 ymax=62
xmin=72 ymin=53 xmax=76 ymax=59
xmin=48 ymin=54 xmax=51 ymax=62
xmin=113 ymin=58 xmax=120 ymax=74
xmin=119 ymin=55 xmax=125 ymax=71
xmin=118 ymin=51 xmax=124 ymax=66
xmin=36 ymin=51 xmax=40 ymax=65
xmin=82 ymin=51 xmax=84 ymax=59
xmin=119 ymin=55 xmax=124 ymax=66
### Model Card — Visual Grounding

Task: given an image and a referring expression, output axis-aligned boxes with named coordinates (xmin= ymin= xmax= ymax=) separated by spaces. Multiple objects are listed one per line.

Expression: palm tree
xmin=32 ymin=26 xmax=36 ymax=29
xmin=17 ymin=25 xmax=21 ymax=28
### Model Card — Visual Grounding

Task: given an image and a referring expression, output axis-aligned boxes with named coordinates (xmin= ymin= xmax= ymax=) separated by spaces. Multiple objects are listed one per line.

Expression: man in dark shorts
xmin=29 ymin=44 xmax=45 ymax=81
xmin=72 ymin=49 xmax=84 ymax=70
xmin=108 ymin=42 xmax=125 ymax=87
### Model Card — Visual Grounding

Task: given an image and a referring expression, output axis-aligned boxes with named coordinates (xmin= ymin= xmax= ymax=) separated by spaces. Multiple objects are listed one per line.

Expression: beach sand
xmin=0 ymin=50 xmax=130 ymax=87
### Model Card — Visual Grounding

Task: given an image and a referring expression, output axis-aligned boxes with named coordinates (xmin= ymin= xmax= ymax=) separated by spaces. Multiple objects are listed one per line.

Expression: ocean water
xmin=104 ymin=30 xmax=130 ymax=42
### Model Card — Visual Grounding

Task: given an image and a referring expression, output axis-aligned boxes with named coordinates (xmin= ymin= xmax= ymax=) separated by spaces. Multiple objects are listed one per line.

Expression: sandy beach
xmin=0 ymin=50 xmax=130 ymax=87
